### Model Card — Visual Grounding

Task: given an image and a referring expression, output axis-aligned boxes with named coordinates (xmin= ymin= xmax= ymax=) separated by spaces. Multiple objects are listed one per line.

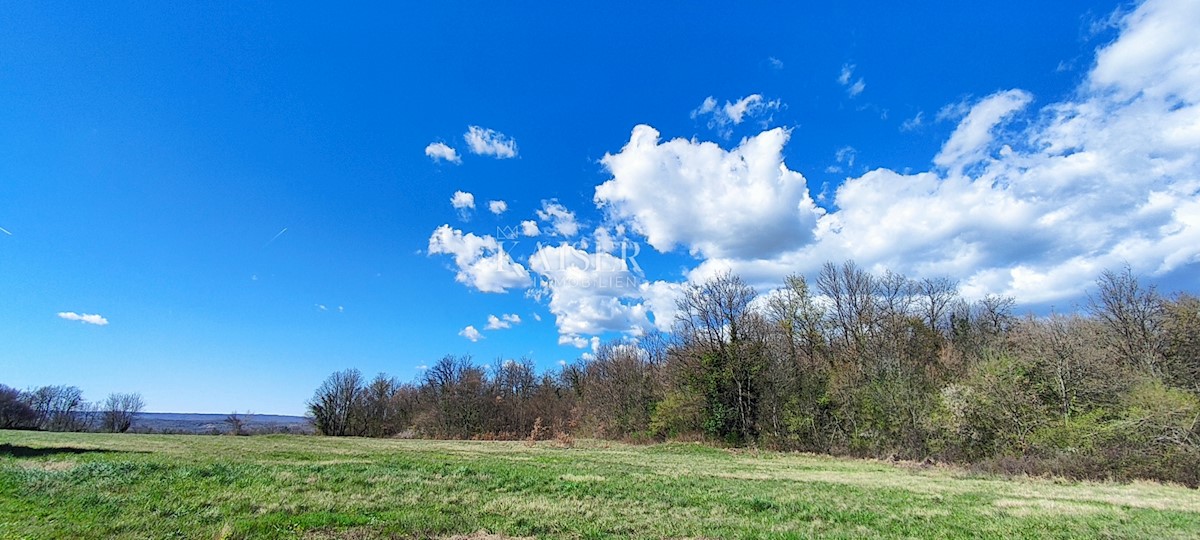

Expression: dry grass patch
xmin=17 ymin=459 xmax=76 ymax=472
xmin=443 ymin=531 xmax=535 ymax=540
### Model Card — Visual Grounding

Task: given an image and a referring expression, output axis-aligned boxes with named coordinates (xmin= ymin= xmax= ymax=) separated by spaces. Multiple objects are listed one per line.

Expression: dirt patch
xmin=302 ymin=528 xmax=379 ymax=540
xmin=443 ymin=532 xmax=535 ymax=540
xmin=559 ymin=474 xmax=606 ymax=482
xmin=18 ymin=460 xmax=76 ymax=472
xmin=302 ymin=529 xmax=532 ymax=540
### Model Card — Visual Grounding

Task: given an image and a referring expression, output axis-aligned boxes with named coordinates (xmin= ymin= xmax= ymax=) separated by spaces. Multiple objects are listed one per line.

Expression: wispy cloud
xmin=839 ymin=64 xmax=866 ymax=97
xmin=691 ymin=94 xmax=782 ymax=138
xmin=57 ymin=312 xmax=109 ymax=326
xmin=900 ymin=111 xmax=925 ymax=132
xmin=263 ymin=227 xmax=288 ymax=248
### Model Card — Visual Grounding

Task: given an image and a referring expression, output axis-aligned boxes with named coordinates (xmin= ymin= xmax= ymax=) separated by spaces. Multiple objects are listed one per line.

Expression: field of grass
xmin=3 ymin=431 xmax=1200 ymax=539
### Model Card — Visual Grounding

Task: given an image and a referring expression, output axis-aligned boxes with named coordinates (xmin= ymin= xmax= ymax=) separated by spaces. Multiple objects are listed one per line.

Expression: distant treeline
xmin=0 ymin=386 xmax=144 ymax=433
xmin=0 ymin=387 xmax=304 ymax=435
xmin=309 ymin=262 xmax=1200 ymax=486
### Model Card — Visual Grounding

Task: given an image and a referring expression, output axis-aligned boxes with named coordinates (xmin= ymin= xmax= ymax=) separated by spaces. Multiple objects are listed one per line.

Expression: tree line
xmin=315 ymin=262 xmax=1193 ymax=485
xmin=0 ymin=385 xmax=144 ymax=433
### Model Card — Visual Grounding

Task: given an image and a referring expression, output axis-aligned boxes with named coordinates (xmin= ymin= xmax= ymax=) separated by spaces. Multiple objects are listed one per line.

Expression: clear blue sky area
xmin=4 ymin=1 xmax=1197 ymax=415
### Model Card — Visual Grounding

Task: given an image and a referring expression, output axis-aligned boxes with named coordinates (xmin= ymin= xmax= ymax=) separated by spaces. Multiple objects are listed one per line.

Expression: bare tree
xmin=418 ymin=355 xmax=488 ymax=438
xmin=27 ymin=385 xmax=88 ymax=431
xmin=1088 ymin=266 xmax=1165 ymax=372
xmin=1161 ymin=293 xmax=1200 ymax=394
xmin=817 ymin=260 xmax=876 ymax=349
xmin=307 ymin=369 xmax=365 ymax=436
xmin=101 ymin=392 xmax=145 ymax=433
xmin=577 ymin=342 xmax=660 ymax=437
xmin=0 ymin=385 xmax=37 ymax=429
xmin=674 ymin=271 xmax=763 ymax=443
xmin=765 ymin=274 xmax=827 ymax=368
xmin=224 ymin=411 xmax=247 ymax=435
xmin=917 ymin=276 xmax=959 ymax=335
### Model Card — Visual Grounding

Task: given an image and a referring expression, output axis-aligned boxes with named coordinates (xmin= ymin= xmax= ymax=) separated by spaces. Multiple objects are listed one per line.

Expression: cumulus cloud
xmin=428 ymin=0 xmax=1200 ymax=345
xmin=529 ymin=243 xmax=653 ymax=345
xmin=450 ymin=191 xmax=475 ymax=210
xmin=424 ymin=142 xmax=461 ymax=164
xmin=464 ymin=126 xmax=518 ymax=158
xmin=692 ymin=94 xmax=782 ymax=137
xmin=57 ymin=312 xmax=108 ymax=326
xmin=668 ymin=0 xmax=1200 ymax=304
xmin=459 ymin=325 xmax=483 ymax=342
xmin=450 ymin=191 xmax=475 ymax=220
xmin=488 ymin=200 xmax=508 ymax=215
xmin=838 ymin=64 xmax=866 ymax=97
xmin=427 ymin=225 xmax=532 ymax=293
xmin=485 ymin=313 xmax=522 ymax=330
xmin=595 ymin=125 xmax=823 ymax=259
xmin=536 ymin=200 xmax=580 ymax=237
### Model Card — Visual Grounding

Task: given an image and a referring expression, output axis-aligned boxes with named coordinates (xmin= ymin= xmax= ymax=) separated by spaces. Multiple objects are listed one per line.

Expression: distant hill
xmin=132 ymin=412 xmax=313 ymax=435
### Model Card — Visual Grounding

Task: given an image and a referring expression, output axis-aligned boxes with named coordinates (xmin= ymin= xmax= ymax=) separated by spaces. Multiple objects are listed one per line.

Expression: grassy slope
xmin=2 ymin=431 xmax=1199 ymax=539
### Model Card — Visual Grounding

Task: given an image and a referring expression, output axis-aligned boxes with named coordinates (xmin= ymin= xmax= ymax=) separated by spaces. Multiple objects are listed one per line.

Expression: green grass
xmin=2 ymin=431 xmax=1200 ymax=539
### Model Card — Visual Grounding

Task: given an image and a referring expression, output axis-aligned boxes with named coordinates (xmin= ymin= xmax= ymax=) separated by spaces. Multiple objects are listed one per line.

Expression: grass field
xmin=3 ymin=431 xmax=1200 ymax=539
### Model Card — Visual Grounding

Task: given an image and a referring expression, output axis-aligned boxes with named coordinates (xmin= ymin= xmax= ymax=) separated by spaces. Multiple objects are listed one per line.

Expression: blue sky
xmin=3 ymin=1 xmax=1198 ymax=415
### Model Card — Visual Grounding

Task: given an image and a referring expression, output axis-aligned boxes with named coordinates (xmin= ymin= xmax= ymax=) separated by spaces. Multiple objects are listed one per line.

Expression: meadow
xmin=2 ymin=430 xmax=1200 ymax=539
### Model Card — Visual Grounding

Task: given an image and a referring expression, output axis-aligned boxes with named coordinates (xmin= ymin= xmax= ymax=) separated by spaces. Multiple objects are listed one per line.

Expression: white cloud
xmin=488 ymin=200 xmax=508 ymax=215
xmin=529 ymin=243 xmax=654 ymax=345
xmin=424 ymin=142 xmax=461 ymax=164
xmin=485 ymin=313 xmax=522 ymax=330
xmin=427 ymin=224 xmax=532 ymax=293
xmin=847 ymin=80 xmax=866 ymax=98
xmin=56 ymin=312 xmax=108 ymax=326
xmin=839 ymin=64 xmax=866 ymax=97
xmin=450 ymin=191 xmax=475 ymax=210
xmin=595 ymin=125 xmax=823 ymax=259
xmin=835 ymin=146 xmax=857 ymax=168
xmin=464 ymin=126 xmax=518 ymax=158
xmin=593 ymin=227 xmax=616 ymax=253
xmin=768 ymin=56 xmax=784 ymax=70
xmin=451 ymin=191 xmax=475 ymax=220
xmin=650 ymin=0 xmax=1200 ymax=306
xmin=459 ymin=325 xmax=483 ymax=342
xmin=638 ymin=280 xmax=686 ymax=332
xmin=691 ymin=94 xmax=783 ymax=138
xmin=536 ymin=200 xmax=580 ymax=237
xmin=936 ymin=99 xmax=972 ymax=122
xmin=900 ymin=111 xmax=925 ymax=132
xmin=520 ymin=220 xmax=541 ymax=237
xmin=932 ymin=89 xmax=1032 ymax=174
